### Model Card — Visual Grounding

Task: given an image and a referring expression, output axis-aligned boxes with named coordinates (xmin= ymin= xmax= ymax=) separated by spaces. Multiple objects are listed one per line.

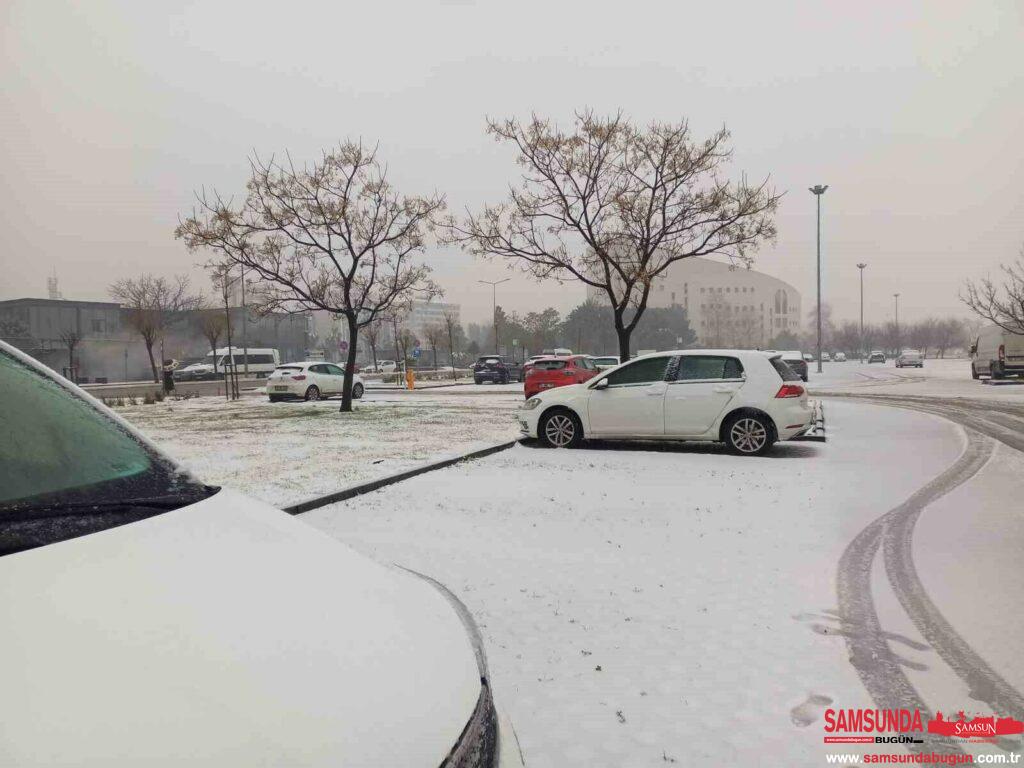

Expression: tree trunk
xmin=340 ymin=314 xmax=359 ymax=413
xmin=144 ymin=340 xmax=158 ymax=383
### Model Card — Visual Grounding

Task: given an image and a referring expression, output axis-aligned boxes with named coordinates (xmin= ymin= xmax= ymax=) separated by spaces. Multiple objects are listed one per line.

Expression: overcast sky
xmin=2 ymin=0 xmax=1021 ymax=326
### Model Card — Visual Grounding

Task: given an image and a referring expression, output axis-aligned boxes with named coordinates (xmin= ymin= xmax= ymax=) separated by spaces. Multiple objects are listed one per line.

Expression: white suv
xmin=517 ymin=349 xmax=815 ymax=455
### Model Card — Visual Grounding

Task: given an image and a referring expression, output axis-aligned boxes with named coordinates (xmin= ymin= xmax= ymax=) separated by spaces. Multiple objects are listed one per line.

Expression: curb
xmin=284 ymin=439 xmax=521 ymax=515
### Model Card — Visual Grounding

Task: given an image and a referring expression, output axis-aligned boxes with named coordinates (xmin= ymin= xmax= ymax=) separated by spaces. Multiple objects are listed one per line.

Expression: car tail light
xmin=291 ymin=374 xmax=307 ymax=381
xmin=776 ymin=383 xmax=805 ymax=398
xmin=999 ymin=344 xmax=1005 ymax=362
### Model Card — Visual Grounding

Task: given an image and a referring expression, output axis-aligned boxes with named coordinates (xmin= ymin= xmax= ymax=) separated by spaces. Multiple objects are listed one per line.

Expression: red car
xmin=524 ymin=355 xmax=600 ymax=399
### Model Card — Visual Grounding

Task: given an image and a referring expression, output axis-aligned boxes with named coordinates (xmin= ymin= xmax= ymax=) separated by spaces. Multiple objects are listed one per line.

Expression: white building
xmin=587 ymin=256 xmax=801 ymax=348
xmin=405 ymin=299 xmax=460 ymax=340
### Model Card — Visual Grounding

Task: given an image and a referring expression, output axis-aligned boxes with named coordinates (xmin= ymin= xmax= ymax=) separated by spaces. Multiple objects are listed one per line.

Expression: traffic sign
xmin=339 ymin=340 xmax=349 ymax=352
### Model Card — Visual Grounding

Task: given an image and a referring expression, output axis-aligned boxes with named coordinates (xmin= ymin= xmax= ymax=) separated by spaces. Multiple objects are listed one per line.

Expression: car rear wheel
xmin=724 ymin=413 xmax=774 ymax=456
xmin=304 ymin=385 xmax=321 ymax=401
xmin=352 ymin=382 xmax=364 ymax=399
xmin=540 ymin=409 xmax=583 ymax=448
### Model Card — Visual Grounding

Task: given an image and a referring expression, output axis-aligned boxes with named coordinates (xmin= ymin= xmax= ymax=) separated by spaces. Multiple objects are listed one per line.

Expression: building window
xmin=91 ymin=319 xmax=104 ymax=333
xmin=671 ymin=292 xmax=676 ymax=303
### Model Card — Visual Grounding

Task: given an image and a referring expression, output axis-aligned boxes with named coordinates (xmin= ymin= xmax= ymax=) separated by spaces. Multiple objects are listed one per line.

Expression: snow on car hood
xmin=0 ymin=489 xmax=481 ymax=767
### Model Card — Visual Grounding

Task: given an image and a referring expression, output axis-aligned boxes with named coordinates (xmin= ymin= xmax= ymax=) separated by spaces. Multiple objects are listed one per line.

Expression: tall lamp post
xmin=857 ymin=263 xmax=867 ymax=362
xmin=478 ymin=278 xmax=510 ymax=354
xmin=893 ymin=293 xmax=900 ymax=356
xmin=809 ymin=184 xmax=829 ymax=373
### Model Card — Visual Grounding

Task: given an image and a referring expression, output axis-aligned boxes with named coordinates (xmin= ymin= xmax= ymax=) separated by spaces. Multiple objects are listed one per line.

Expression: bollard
xmin=406 ymin=368 xmax=415 ymax=390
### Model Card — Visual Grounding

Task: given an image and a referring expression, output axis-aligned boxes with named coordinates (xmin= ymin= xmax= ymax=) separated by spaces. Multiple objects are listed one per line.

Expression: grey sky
xmin=2 ymin=0 xmax=1021 ymax=326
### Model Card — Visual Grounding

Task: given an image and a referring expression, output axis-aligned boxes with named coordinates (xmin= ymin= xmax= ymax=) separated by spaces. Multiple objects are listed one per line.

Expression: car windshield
xmin=0 ymin=348 xmax=213 ymax=555
xmin=593 ymin=357 xmax=617 ymax=365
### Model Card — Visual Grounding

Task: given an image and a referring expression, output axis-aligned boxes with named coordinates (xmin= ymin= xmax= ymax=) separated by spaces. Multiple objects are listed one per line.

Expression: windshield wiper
xmin=1 ymin=488 xmax=219 ymax=522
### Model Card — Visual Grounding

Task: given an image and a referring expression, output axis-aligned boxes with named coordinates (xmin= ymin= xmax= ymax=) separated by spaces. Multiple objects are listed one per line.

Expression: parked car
xmin=524 ymin=355 xmax=600 ymax=399
xmin=541 ymin=348 xmax=573 ymax=356
xmin=895 ymin=349 xmax=924 ymax=368
xmin=833 ymin=352 xmax=847 ymax=362
xmin=971 ymin=324 xmax=1024 ymax=380
xmin=517 ymin=349 xmax=815 ymax=455
xmin=820 ymin=352 xmax=832 ymax=362
xmin=364 ymin=360 xmax=398 ymax=374
xmin=868 ymin=350 xmax=886 ymax=364
xmin=172 ymin=358 xmax=220 ymax=382
xmin=591 ymin=355 xmax=621 ymax=371
xmin=0 ymin=339 xmax=521 ymax=768
xmin=802 ymin=353 xmax=814 ymax=363
xmin=473 ymin=355 xmax=523 ymax=384
xmin=267 ymin=361 xmax=365 ymax=401
xmin=780 ymin=351 xmax=809 ymax=382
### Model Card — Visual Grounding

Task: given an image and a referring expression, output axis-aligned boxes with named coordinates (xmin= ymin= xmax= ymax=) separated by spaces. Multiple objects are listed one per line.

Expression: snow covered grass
xmin=301 ymin=401 xmax=974 ymax=766
xmin=110 ymin=391 xmax=521 ymax=507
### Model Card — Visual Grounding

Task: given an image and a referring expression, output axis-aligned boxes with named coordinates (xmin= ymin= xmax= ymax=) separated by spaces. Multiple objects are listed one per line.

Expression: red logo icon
xmin=927 ymin=711 xmax=1024 ymax=738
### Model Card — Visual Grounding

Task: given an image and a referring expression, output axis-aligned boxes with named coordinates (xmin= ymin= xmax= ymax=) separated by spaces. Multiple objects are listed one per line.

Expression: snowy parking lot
xmin=300 ymin=399 xmax=1023 ymax=766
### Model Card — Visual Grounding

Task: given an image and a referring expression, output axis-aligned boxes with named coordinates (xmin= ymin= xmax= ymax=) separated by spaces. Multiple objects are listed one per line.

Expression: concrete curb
xmin=284 ymin=439 xmax=521 ymax=515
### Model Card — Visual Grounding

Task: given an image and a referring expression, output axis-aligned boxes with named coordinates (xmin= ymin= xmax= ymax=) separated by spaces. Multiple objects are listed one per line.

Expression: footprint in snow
xmin=790 ymin=693 xmax=833 ymax=727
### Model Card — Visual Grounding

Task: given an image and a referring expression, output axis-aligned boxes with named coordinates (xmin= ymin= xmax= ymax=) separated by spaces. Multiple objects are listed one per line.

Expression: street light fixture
xmin=857 ymin=263 xmax=867 ymax=362
xmin=893 ymin=292 xmax=901 ymax=355
xmin=478 ymin=278 xmax=510 ymax=354
xmin=809 ymin=184 xmax=829 ymax=373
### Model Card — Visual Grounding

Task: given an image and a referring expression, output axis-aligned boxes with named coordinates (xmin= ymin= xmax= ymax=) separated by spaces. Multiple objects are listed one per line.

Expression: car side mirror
xmin=592 ymin=378 xmax=609 ymax=390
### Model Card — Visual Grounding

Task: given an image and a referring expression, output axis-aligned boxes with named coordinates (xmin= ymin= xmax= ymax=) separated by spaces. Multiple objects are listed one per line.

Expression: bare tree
xmin=194 ymin=308 xmax=227 ymax=373
xmin=448 ymin=110 xmax=780 ymax=361
xmin=423 ymin=323 xmax=444 ymax=369
xmin=364 ymin=318 xmax=382 ymax=372
xmin=961 ymin=248 xmax=1024 ymax=335
xmin=176 ymin=142 xmax=443 ymax=412
xmin=109 ymin=274 xmax=200 ymax=382
xmin=58 ymin=328 xmax=81 ymax=381
xmin=441 ymin=310 xmax=461 ymax=378
xmin=933 ymin=318 xmax=966 ymax=358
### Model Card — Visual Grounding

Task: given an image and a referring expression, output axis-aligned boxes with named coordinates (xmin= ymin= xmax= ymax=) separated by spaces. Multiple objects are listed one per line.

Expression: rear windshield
xmin=533 ymin=360 xmax=567 ymax=371
xmin=275 ymin=366 xmax=303 ymax=372
xmin=770 ymin=357 xmax=802 ymax=381
xmin=478 ymin=358 xmax=502 ymax=365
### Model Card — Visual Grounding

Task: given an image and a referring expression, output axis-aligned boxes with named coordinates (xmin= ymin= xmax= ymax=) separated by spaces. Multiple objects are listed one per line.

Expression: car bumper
xmin=267 ymin=383 xmax=304 ymax=398
xmin=516 ymin=408 xmax=541 ymax=438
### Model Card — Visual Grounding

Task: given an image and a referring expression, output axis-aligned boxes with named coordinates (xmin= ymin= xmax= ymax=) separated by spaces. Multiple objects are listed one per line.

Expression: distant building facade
xmin=0 ymin=297 xmax=309 ymax=382
xmin=405 ymin=300 xmax=460 ymax=340
xmin=587 ymin=257 xmax=801 ymax=348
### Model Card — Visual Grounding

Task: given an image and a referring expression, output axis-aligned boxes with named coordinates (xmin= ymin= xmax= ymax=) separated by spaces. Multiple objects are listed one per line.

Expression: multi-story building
xmin=587 ymin=256 xmax=801 ymax=348
xmin=405 ymin=300 xmax=460 ymax=341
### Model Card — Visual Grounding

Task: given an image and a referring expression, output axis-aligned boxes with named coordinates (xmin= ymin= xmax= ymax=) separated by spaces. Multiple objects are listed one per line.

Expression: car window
xmin=769 ymin=357 xmax=801 ymax=381
xmin=578 ymin=358 xmax=595 ymax=370
xmin=534 ymin=360 xmax=566 ymax=371
xmin=604 ymin=356 xmax=671 ymax=386
xmin=325 ymin=364 xmax=345 ymax=376
xmin=0 ymin=349 xmax=211 ymax=555
xmin=675 ymin=356 xmax=744 ymax=381
xmin=309 ymin=364 xmax=328 ymax=374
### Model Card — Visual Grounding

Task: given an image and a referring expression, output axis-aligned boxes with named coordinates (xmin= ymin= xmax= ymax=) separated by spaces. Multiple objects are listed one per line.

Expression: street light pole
xmin=809 ymin=185 xmax=829 ymax=373
xmin=857 ymin=263 xmax=867 ymax=362
xmin=893 ymin=292 xmax=900 ymax=355
xmin=478 ymin=278 xmax=510 ymax=354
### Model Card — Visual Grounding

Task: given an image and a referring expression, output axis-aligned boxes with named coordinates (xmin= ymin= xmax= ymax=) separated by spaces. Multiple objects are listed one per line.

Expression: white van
xmin=971 ymin=326 xmax=1024 ymax=380
xmin=207 ymin=347 xmax=281 ymax=378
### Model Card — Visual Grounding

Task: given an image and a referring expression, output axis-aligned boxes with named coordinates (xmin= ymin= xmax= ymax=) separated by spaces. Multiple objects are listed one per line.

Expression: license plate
xmin=273 ymin=386 xmax=289 ymax=392
xmin=538 ymin=383 xmax=554 ymax=388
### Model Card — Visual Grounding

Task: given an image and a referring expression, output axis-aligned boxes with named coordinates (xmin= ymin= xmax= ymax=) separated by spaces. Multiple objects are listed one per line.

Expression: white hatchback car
xmin=517 ymin=349 xmax=815 ymax=455
xmin=267 ymin=361 xmax=365 ymax=401
xmin=0 ymin=340 xmax=521 ymax=767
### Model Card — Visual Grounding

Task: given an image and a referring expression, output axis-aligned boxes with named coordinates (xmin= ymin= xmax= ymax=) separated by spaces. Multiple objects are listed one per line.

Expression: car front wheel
xmin=540 ymin=409 xmax=583 ymax=448
xmin=724 ymin=413 xmax=775 ymax=456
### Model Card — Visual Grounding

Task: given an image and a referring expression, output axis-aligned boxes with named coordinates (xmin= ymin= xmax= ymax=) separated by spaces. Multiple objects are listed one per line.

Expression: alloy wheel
xmin=305 ymin=386 xmax=320 ymax=401
xmin=730 ymin=417 xmax=767 ymax=454
xmin=544 ymin=414 xmax=576 ymax=447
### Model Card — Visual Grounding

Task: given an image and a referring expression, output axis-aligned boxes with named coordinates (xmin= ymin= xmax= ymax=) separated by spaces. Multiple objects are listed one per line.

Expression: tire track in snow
xmin=837 ymin=395 xmax=1024 ymax=751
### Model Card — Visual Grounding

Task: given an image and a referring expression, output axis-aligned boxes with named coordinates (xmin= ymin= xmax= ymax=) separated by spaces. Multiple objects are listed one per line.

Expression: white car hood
xmin=0 ymin=489 xmax=480 ymax=767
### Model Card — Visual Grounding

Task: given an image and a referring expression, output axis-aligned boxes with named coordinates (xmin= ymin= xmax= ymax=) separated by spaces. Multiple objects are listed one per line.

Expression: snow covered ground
xmin=300 ymin=400 xmax=1022 ymax=766
xmin=808 ymin=357 xmax=1024 ymax=402
xmin=110 ymin=391 xmax=521 ymax=507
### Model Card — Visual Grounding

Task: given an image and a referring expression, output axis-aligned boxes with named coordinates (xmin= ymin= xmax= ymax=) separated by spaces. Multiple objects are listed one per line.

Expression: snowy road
xmin=301 ymin=399 xmax=1024 ymax=765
